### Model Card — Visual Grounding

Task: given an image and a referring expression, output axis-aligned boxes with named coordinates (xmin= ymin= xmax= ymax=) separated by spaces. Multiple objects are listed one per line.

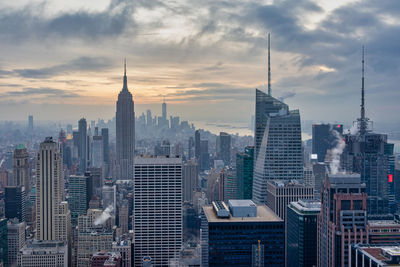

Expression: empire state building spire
xmin=123 ymin=58 xmax=128 ymax=91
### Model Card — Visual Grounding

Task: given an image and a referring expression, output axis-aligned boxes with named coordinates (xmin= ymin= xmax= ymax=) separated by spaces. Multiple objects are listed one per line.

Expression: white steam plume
xmin=94 ymin=205 xmax=113 ymax=226
xmin=349 ymin=124 xmax=359 ymax=135
xmin=329 ymin=130 xmax=345 ymax=175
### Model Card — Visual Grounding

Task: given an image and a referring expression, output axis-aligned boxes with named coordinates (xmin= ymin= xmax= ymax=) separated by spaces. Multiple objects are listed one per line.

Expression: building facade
xmin=133 ymin=156 xmax=183 ymax=266
xmin=201 ymin=200 xmax=284 ymax=267
xmin=253 ymin=89 xmax=303 ymax=204
xmin=236 ymin=146 xmax=254 ymax=200
xmin=18 ymin=240 xmax=68 ymax=267
xmin=286 ymin=199 xmax=320 ymax=267
xmin=116 ymin=62 xmax=135 ymax=180
xmin=266 ymin=180 xmax=314 ymax=220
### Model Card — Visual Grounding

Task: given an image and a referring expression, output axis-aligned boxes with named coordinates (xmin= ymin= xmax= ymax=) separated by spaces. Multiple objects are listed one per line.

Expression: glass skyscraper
xmin=253 ymin=89 xmax=303 ymax=204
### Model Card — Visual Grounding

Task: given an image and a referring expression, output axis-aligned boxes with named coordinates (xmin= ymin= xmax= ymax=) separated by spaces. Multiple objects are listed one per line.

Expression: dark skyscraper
xmin=28 ymin=115 xmax=33 ymax=131
xmin=286 ymin=199 xmax=320 ymax=267
xmin=194 ymin=130 xmax=201 ymax=160
xmin=217 ymin=132 xmax=231 ymax=166
xmin=5 ymin=186 xmax=26 ymax=222
xmin=253 ymin=89 xmax=303 ymax=204
xmin=236 ymin=146 xmax=254 ymax=199
xmin=312 ymin=123 xmax=343 ymax=162
xmin=200 ymin=140 xmax=209 ymax=171
xmin=116 ymin=61 xmax=135 ymax=180
xmin=78 ymin=118 xmax=87 ymax=173
xmin=341 ymin=49 xmax=395 ymax=214
xmin=162 ymin=99 xmax=167 ymax=120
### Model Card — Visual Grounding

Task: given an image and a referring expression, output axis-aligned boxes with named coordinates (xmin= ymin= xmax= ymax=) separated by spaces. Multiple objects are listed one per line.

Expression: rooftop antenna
xmin=267 ymin=33 xmax=271 ymax=96
xmin=359 ymin=46 xmax=367 ymax=136
xmin=123 ymin=58 xmax=128 ymax=90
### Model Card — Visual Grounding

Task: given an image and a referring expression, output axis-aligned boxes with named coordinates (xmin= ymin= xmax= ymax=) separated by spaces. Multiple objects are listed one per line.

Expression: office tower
xmin=312 ymin=162 xmax=327 ymax=197
xmin=78 ymin=118 xmax=88 ymax=173
xmin=201 ymin=200 xmax=284 ymax=266
xmin=59 ymin=129 xmax=72 ymax=169
xmin=312 ymin=124 xmax=343 ymax=162
xmin=183 ymin=160 xmax=198 ymax=202
xmin=91 ymin=135 xmax=103 ymax=168
xmin=146 ymin=109 xmax=152 ymax=126
xmin=0 ymin=167 xmax=11 ymax=188
xmin=217 ymin=132 xmax=231 ymax=166
xmin=236 ymin=146 xmax=254 ymax=199
xmin=253 ymin=89 xmax=303 ymax=204
xmin=102 ymin=183 xmax=116 ymax=212
xmin=101 ymin=128 xmax=109 ymax=164
xmin=112 ymin=239 xmax=131 ymax=267
xmin=18 ymin=240 xmax=68 ymax=267
xmin=170 ymin=116 xmax=180 ymax=130
xmin=220 ymin=168 xmax=237 ymax=201
xmin=351 ymin=244 xmax=400 ymax=267
xmin=13 ymin=144 xmax=30 ymax=191
xmin=317 ymin=174 xmax=368 ymax=267
xmin=266 ymin=180 xmax=314 ymax=220
xmin=0 ymin=218 xmax=7 ymax=266
xmin=7 ymin=219 xmax=26 ymax=266
xmin=195 ymin=130 xmax=201 ymax=160
xmin=162 ymin=100 xmax=167 ymax=120
xmin=28 ymin=115 xmax=33 ymax=131
xmin=68 ymin=174 xmax=93 ymax=224
xmin=118 ymin=200 xmax=129 ymax=235
xmin=5 ymin=185 xmax=26 ymax=222
xmin=188 ymin=137 xmax=195 ymax=160
xmin=116 ymin=61 xmax=135 ymax=180
xmin=200 ymin=140 xmax=210 ymax=171
xmin=133 ymin=156 xmax=183 ymax=266
xmin=367 ymin=219 xmax=400 ymax=244
xmin=35 ymin=137 xmax=69 ymax=241
xmin=77 ymin=230 xmax=113 ymax=266
xmin=286 ymin=199 xmax=320 ymax=267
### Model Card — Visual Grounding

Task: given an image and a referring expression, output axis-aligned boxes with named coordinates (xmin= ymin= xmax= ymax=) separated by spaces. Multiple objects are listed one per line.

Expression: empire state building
xmin=116 ymin=61 xmax=135 ymax=179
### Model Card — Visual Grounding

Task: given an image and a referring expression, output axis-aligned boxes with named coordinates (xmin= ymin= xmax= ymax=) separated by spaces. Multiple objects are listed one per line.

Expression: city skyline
xmin=0 ymin=0 xmax=399 ymax=125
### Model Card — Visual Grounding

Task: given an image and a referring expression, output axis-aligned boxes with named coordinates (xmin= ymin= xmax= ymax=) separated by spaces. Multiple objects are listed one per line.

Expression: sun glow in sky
xmin=0 ymin=0 xmax=399 ymax=124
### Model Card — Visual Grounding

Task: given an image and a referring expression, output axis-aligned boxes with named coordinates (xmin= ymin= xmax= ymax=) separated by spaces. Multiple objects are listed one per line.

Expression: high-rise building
xmin=90 ymin=251 xmax=121 ymax=267
xmin=35 ymin=137 xmax=70 ymax=242
xmin=200 ymin=140 xmax=209 ymax=171
xmin=201 ymin=200 xmax=284 ymax=266
xmin=183 ymin=160 xmax=198 ymax=202
xmin=78 ymin=118 xmax=88 ymax=173
xmin=266 ymin=179 xmax=314 ymax=220
xmin=18 ymin=240 xmax=68 ymax=267
xmin=112 ymin=239 xmax=131 ymax=267
xmin=162 ymin=100 xmax=167 ymax=120
xmin=28 ymin=115 xmax=33 ymax=131
xmin=195 ymin=130 xmax=201 ymax=160
xmin=5 ymin=185 xmax=26 ymax=222
xmin=116 ymin=61 xmax=135 ymax=180
xmin=77 ymin=229 xmax=113 ymax=266
xmin=312 ymin=124 xmax=343 ymax=162
xmin=253 ymin=89 xmax=303 ymax=204
xmin=220 ymin=168 xmax=237 ymax=201
xmin=236 ymin=146 xmax=254 ymax=200
xmin=13 ymin=144 xmax=30 ymax=191
xmin=0 ymin=218 xmax=7 ymax=266
xmin=7 ymin=219 xmax=26 ymax=267
xmin=101 ymin=128 xmax=109 ymax=165
xmin=286 ymin=199 xmax=320 ymax=267
xmin=133 ymin=156 xmax=183 ymax=266
xmin=68 ymin=174 xmax=93 ymax=224
xmin=102 ymin=183 xmax=116 ymax=213
xmin=91 ymin=135 xmax=103 ymax=168
xmin=118 ymin=200 xmax=129 ymax=235
xmin=317 ymin=173 xmax=368 ymax=267
xmin=217 ymin=132 xmax=231 ymax=166
xmin=188 ymin=137 xmax=195 ymax=160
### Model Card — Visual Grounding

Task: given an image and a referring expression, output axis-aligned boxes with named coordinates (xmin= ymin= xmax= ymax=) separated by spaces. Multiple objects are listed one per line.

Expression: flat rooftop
xmin=228 ymin=199 xmax=256 ymax=207
xmin=134 ymin=156 xmax=182 ymax=164
xmin=267 ymin=179 xmax=310 ymax=187
xmin=203 ymin=204 xmax=282 ymax=223
xmin=368 ymin=220 xmax=400 ymax=227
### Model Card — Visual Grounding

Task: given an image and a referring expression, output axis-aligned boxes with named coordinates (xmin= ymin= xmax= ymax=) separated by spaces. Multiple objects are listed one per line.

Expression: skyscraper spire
xmin=359 ymin=46 xmax=367 ymax=136
xmin=123 ymin=58 xmax=128 ymax=91
xmin=268 ymin=33 xmax=271 ymax=96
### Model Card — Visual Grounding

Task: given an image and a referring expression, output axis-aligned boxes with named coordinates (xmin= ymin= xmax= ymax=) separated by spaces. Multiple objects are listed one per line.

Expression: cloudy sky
xmin=0 ymin=0 xmax=399 ymax=125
